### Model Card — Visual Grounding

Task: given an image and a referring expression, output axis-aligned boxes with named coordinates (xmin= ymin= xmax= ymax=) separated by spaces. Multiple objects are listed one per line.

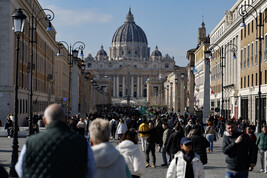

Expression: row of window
xmin=241 ymin=8 xmax=267 ymax=40
xmin=240 ymin=70 xmax=267 ymax=89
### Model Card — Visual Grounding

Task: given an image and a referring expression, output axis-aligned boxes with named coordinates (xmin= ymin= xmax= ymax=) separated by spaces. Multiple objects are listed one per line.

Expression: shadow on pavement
xmin=204 ymin=166 xmax=226 ymax=169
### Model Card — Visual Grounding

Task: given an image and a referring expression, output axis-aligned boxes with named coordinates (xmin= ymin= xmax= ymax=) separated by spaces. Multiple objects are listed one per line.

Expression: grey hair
xmin=44 ymin=104 xmax=66 ymax=122
xmin=89 ymin=118 xmax=110 ymax=145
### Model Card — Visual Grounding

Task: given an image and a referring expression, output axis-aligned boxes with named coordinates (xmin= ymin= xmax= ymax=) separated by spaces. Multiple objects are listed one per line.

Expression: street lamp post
xmin=189 ymin=65 xmax=194 ymax=115
xmin=239 ymin=4 xmax=264 ymax=132
xmin=206 ymin=44 xmax=237 ymax=119
xmin=21 ymin=7 xmax=55 ymax=135
xmin=10 ymin=8 xmax=26 ymax=177
xmin=57 ymin=41 xmax=85 ymax=118
xmin=180 ymin=73 xmax=185 ymax=116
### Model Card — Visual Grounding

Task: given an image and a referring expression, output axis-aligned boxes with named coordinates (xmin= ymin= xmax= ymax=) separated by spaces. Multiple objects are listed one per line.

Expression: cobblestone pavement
xmin=0 ymin=134 xmax=264 ymax=178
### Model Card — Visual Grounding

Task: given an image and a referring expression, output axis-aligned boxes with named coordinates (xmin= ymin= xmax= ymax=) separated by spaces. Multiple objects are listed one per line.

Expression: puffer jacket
xmin=222 ymin=131 xmax=258 ymax=171
xmin=256 ymin=132 xmax=267 ymax=150
xmin=117 ymin=140 xmax=145 ymax=176
xmin=166 ymin=151 xmax=204 ymax=178
xmin=138 ymin=123 xmax=149 ymax=137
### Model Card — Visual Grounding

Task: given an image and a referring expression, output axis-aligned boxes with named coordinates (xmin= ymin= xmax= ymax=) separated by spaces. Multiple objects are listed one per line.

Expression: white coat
xmin=116 ymin=122 xmax=127 ymax=134
xmin=166 ymin=151 xmax=204 ymax=178
xmin=117 ymin=140 xmax=145 ymax=176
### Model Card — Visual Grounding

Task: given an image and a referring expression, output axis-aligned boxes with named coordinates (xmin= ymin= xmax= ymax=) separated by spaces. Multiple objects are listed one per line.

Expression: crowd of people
xmin=2 ymin=103 xmax=265 ymax=178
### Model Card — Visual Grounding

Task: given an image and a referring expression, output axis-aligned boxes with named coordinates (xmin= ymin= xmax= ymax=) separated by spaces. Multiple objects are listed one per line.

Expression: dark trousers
xmin=7 ymin=128 xmax=13 ymax=137
xmin=146 ymin=142 xmax=156 ymax=164
xmin=111 ymin=128 xmax=116 ymax=139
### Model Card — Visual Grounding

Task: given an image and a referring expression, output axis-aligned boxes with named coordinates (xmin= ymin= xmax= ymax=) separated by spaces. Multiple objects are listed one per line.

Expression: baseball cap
xmin=180 ymin=137 xmax=192 ymax=145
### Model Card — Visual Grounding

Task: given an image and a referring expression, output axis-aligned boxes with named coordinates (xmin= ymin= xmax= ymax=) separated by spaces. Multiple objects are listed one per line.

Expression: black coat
xmin=191 ymin=134 xmax=209 ymax=165
xmin=222 ymin=131 xmax=258 ymax=171
xmin=166 ymin=131 xmax=184 ymax=154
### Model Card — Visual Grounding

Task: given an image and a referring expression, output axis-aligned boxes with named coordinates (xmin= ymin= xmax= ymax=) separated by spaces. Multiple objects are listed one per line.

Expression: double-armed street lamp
xmin=15 ymin=7 xmax=55 ymax=135
xmin=205 ymin=43 xmax=237 ymax=119
xmin=239 ymin=4 xmax=265 ymax=132
xmin=57 ymin=41 xmax=85 ymax=118
xmin=10 ymin=8 xmax=26 ymax=177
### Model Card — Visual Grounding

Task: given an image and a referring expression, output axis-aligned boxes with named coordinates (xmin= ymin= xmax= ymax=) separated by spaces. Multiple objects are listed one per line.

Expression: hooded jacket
xmin=222 ymin=131 xmax=258 ymax=171
xmin=117 ymin=140 xmax=145 ymax=176
xmin=92 ymin=142 xmax=130 ymax=178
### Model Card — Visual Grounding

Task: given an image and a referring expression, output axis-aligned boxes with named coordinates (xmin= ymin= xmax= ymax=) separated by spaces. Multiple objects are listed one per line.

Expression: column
xmin=117 ymin=76 xmax=119 ymax=97
xmin=131 ymin=76 xmax=134 ymax=97
xmin=248 ymin=94 xmax=252 ymax=123
xmin=203 ymin=60 xmax=210 ymax=123
xmin=71 ymin=60 xmax=79 ymax=115
xmin=113 ymin=76 xmax=116 ymax=97
xmin=137 ymin=76 xmax=140 ymax=97
xmin=80 ymin=74 xmax=85 ymax=119
xmin=140 ymin=76 xmax=143 ymax=97
xmin=122 ymin=76 xmax=125 ymax=97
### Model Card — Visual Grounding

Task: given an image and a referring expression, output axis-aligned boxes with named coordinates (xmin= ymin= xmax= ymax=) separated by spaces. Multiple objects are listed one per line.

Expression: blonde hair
xmin=89 ymin=118 xmax=110 ymax=145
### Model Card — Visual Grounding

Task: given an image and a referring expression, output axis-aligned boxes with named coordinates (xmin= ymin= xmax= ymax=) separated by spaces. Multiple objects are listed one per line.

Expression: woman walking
xmin=116 ymin=118 xmax=127 ymax=140
xmin=205 ymin=122 xmax=218 ymax=152
xmin=117 ymin=129 xmax=145 ymax=178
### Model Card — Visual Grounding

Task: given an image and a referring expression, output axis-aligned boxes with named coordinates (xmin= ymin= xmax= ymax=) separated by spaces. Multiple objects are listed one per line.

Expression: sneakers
xmin=260 ymin=169 xmax=264 ymax=172
xmin=145 ymin=162 xmax=150 ymax=168
xmin=207 ymin=149 xmax=210 ymax=152
xmin=151 ymin=164 xmax=156 ymax=168
xmin=161 ymin=163 xmax=167 ymax=166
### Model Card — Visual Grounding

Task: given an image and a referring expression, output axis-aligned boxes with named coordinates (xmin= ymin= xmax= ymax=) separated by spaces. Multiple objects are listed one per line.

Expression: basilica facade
xmin=84 ymin=9 xmax=178 ymax=104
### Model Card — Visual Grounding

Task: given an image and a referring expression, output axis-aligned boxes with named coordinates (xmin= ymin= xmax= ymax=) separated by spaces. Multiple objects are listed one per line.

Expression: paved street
xmin=0 ymin=133 xmax=264 ymax=178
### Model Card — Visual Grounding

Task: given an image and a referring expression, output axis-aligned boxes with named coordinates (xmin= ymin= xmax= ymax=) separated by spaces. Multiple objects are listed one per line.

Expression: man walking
xmin=15 ymin=104 xmax=96 ymax=178
xmin=222 ymin=120 xmax=258 ymax=178
xmin=138 ymin=119 xmax=149 ymax=152
xmin=138 ymin=121 xmax=157 ymax=168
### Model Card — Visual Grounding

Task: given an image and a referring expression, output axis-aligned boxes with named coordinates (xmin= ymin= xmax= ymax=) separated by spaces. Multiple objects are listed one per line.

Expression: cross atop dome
xmin=125 ymin=8 xmax=134 ymax=23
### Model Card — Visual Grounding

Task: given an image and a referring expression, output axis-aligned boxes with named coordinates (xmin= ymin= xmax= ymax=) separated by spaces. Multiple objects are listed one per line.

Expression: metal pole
xmin=221 ymin=47 xmax=224 ymax=119
xmin=68 ymin=46 xmax=72 ymax=118
xmin=29 ymin=15 xmax=34 ymax=135
xmin=10 ymin=33 xmax=20 ymax=177
xmin=258 ymin=12 xmax=262 ymax=133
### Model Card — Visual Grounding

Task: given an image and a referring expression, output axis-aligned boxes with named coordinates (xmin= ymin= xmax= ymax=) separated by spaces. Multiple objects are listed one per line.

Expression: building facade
xmin=84 ymin=9 xmax=178 ymax=105
xmin=0 ymin=0 xmax=57 ymax=125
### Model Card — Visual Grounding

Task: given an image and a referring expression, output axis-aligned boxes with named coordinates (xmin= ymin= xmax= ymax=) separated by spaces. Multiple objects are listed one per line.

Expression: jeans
xmin=140 ymin=137 xmax=147 ymax=152
xmin=225 ymin=170 xmax=248 ymax=178
xmin=259 ymin=149 xmax=267 ymax=171
xmin=161 ymin=145 xmax=171 ymax=164
xmin=206 ymin=134 xmax=214 ymax=151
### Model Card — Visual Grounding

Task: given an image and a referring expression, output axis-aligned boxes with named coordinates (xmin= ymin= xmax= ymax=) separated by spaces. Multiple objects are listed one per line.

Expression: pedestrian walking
xmin=15 ymin=104 xmax=96 ymax=178
xmin=190 ymin=128 xmax=209 ymax=165
xmin=166 ymin=137 xmax=204 ymax=178
xmin=138 ymin=121 xmax=158 ymax=168
xmin=110 ymin=118 xmax=117 ymax=140
xmin=256 ymin=125 xmax=267 ymax=173
xmin=161 ymin=122 xmax=171 ymax=166
xmin=166 ymin=123 xmax=185 ymax=161
xmin=4 ymin=119 xmax=13 ymax=138
xmin=204 ymin=122 xmax=218 ymax=152
xmin=138 ymin=119 xmax=149 ymax=152
xmin=117 ymin=129 xmax=145 ymax=178
xmin=117 ymin=118 xmax=127 ymax=140
xmin=89 ymin=118 xmax=132 ymax=178
xmin=222 ymin=120 xmax=258 ymax=178
xmin=77 ymin=118 xmax=86 ymax=136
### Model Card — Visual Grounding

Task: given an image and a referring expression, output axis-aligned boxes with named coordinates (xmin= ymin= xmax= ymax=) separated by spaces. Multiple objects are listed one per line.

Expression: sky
xmin=38 ymin=0 xmax=237 ymax=67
